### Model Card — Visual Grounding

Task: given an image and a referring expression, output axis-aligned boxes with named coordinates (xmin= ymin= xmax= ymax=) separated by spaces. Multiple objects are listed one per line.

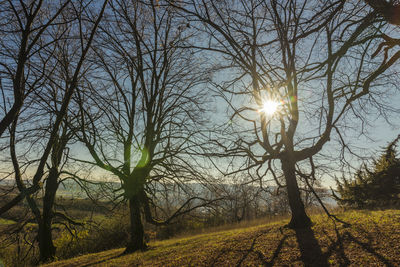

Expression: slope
xmin=42 ymin=209 xmax=400 ymax=266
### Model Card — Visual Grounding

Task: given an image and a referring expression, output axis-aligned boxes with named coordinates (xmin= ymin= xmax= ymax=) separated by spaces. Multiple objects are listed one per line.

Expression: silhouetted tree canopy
xmin=335 ymin=135 xmax=400 ymax=208
xmin=364 ymin=0 xmax=400 ymax=26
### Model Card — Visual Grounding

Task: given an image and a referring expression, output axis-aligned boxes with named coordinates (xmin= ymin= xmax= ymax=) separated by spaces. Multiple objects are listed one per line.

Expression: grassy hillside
xmin=42 ymin=209 xmax=400 ymax=266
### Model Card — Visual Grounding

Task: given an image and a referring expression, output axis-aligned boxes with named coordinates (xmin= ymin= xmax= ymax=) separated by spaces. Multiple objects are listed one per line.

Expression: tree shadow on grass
xmin=203 ymin=219 xmax=397 ymax=267
xmin=317 ymin=222 xmax=394 ymax=267
xmin=235 ymin=232 xmax=263 ymax=267
xmin=226 ymin=226 xmax=330 ymax=266
xmin=207 ymin=225 xmax=332 ymax=266
xmin=264 ymin=234 xmax=288 ymax=267
xmin=207 ymin=226 xmax=328 ymax=267
xmin=208 ymin=229 xmax=287 ymax=267
xmin=235 ymin=231 xmax=289 ymax=267
xmin=294 ymin=226 xmax=330 ymax=267
xmin=342 ymin=231 xmax=395 ymax=267
xmin=210 ymin=222 xmax=396 ymax=267
xmin=81 ymin=250 xmax=126 ymax=267
xmin=322 ymin=226 xmax=351 ymax=266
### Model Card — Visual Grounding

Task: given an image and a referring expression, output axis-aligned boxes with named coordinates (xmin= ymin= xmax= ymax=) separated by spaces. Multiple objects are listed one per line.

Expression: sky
xmin=1 ymin=0 xmax=400 ymax=192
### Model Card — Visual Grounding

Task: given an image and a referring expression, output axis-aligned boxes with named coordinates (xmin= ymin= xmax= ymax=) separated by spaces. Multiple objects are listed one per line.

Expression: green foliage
xmin=335 ymin=135 xmax=400 ymax=208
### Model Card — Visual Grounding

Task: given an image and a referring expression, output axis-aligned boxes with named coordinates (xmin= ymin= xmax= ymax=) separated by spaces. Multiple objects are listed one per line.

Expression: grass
xmin=40 ymin=209 xmax=400 ymax=266
xmin=0 ymin=218 xmax=15 ymax=225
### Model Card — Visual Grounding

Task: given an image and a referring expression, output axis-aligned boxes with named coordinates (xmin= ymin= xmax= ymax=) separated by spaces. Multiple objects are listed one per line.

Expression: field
xmin=41 ymin=209 xmax=400 ymax=266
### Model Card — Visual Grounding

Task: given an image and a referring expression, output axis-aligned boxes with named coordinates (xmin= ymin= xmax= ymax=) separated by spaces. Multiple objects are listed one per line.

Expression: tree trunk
xmin=125 ymin=194 xmax=147 ymax=253
xmin=0 ymin=100 xmax=22 ymax=138
xmin=38 ymin=221 xmax=56 ymax=263
xmin=281 ymin=158 xmax=312 ymax=228
xmin=39 ymin=167 xmax=59 ymax=262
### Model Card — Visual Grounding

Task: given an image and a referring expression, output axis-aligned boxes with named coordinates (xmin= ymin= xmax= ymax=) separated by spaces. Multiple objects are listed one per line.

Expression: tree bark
xmin=0 ymin=100 xmax=23 ymax=138
xmin=38 ymin=220 xmax=56 ymax=263
xmin=125 ymin=194 xmax=147 ymax=253
xmin=38 ymin=167 xmax=59 ymax=262
xmin=364 ymin=0 xmax=400 ymax=26
xmin=281 ymin=158 xmax=312 ymax=229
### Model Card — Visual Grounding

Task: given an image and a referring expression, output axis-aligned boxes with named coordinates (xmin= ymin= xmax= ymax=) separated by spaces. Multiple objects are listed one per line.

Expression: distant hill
xmin=0 ymin=178 xmax=121 ymax=199
xmin=0 ymin=178 xmax=337 ymax=206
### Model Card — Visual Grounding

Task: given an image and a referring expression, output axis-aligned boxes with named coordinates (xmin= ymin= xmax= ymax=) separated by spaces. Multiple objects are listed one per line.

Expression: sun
xmin=260 ymin=100 xmax=281 ymax=115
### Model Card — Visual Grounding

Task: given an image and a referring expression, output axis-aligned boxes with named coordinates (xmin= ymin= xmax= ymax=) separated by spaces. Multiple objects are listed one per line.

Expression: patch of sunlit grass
xmin=41 ymin=209 xmax=400 ymax=267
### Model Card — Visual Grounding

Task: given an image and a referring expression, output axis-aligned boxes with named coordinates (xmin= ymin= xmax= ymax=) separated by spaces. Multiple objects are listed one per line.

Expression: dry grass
xmin=40 ymin=209 xmax=400 ymax=267
xmin=171 ymin=213 xmax=292 ymax=240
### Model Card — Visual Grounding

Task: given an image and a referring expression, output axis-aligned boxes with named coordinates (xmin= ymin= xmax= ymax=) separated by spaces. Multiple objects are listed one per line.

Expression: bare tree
xmin=171 ymin=0 xmax=400 ymax=228
xmin=74 ymin=0 xmax=213 ymax=252
xmin=214 ymin=180 xmax=269 ymax=223
xmin=364 ymin=0 xmax=400 ymax=25
xmin=0 ymin=0 xmax=72 ymax=138
xmin=1 ymin=0 xmax=108 ymax=262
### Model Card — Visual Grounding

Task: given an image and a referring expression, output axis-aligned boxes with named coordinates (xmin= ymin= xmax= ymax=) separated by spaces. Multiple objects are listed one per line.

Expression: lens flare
xmin=260 ymin=100 xmax=280 ymax=115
